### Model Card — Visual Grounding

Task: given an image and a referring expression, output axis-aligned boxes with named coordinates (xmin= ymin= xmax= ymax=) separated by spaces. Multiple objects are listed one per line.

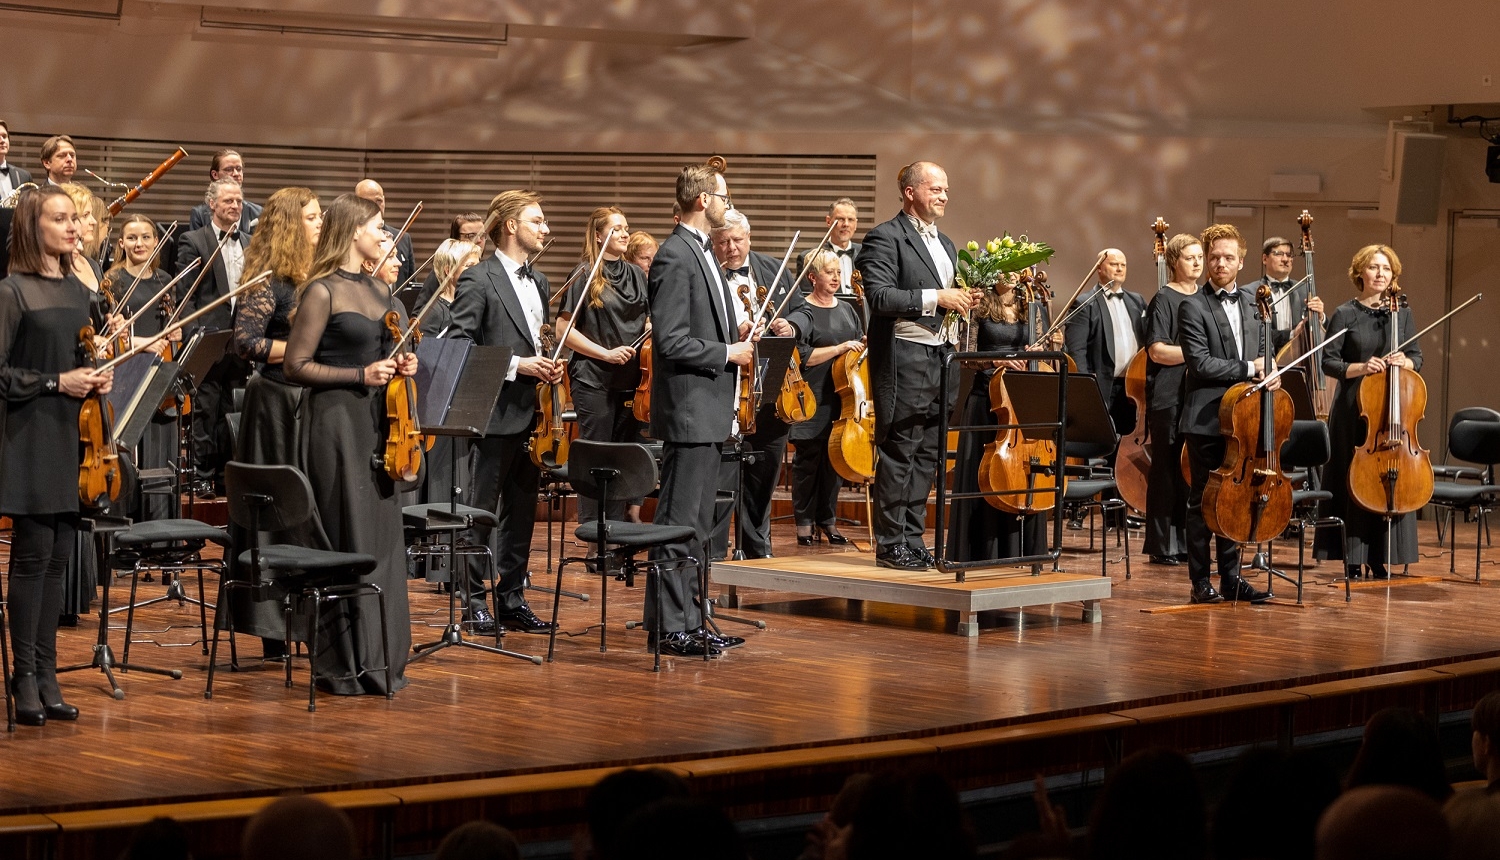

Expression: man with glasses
xmin=645 ymin=162 xmax=754 ymax=656
xmin=188 ymin=149 xmax=262 ymax=236
xmin=449 ymin=190 xmax=564 ymax=635
xmin=412 ymin=212 xmax=486 ymax=311
xmin=1258 ymin=237 xmax=1305 ymax=336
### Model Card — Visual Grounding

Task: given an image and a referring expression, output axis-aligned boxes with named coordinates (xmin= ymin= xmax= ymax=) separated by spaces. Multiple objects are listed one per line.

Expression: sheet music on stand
xmin=413 ymin=338 xmax=511 ymax=437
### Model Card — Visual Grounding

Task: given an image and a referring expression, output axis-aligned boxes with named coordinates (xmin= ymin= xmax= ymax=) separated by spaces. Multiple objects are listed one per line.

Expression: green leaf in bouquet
xmin=994 ymin=244 xmax=1055 ymax=273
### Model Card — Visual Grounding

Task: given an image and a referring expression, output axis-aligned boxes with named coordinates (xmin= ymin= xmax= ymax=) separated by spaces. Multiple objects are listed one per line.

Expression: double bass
xmin=1276 ymin=211 xmax=1334 ymax=419
xmin=1113 ymin=217 xmax=1168 ymax=514
xmin=828 ymin=272 xmax=876 ymax=484
xmin=979 ymin=269 xmax=1063 ymax=514
xmin=1201 ymin=284 xmax=1294 ymax=544
xmin=1348 ymin=283 xmax=1432 ymax=517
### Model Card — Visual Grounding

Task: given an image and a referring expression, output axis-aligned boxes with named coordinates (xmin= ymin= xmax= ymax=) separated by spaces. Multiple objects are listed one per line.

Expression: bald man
xmin=1064 ymin=249 xmax=1147 ymax=447
xmin=356 ymin=179 xmax=416 ymax=287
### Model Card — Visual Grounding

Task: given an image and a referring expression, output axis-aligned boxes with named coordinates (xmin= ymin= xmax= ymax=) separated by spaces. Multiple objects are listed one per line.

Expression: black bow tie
xmin=725 ymin=266 xmax=750 ymax=278
xmin=516 ymin=263 xmax=536 ymax=282
xmin=1216 ymin=289 xmax=1241 ymax=304
xmin=1270 ymin=280 xmax=1294 ymax=291
xmin=700 ymin=236 xmax=713 ymax=252
xmin=218 ymin=229 xmax=238 ymax=243
xmin=833 ymin=247 xmax=853 ymax=258
xmin=1104 ymin=291 xmax=1123 ymax=300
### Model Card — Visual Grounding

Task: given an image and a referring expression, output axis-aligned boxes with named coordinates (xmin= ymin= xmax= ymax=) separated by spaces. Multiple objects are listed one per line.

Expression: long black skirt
xmin=945 ymin=387 xmax=1044 ymax=564
xmin=302 ymin=385 xmax=410 ymax=696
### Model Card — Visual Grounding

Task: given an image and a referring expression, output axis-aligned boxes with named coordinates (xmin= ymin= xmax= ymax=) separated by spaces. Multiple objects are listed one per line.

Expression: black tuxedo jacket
xmin=449 ymin=253 xmax=550 ymax=436
xmin=853 ymin=211 xmax=957 ymax=433
xmin=174 ymin=224 xmax=251 ymax=332
xmin=648 ymin=224 xmax=737 ymax=444
xmin=1 ymin=163 xmax=33 ymax=191
xmin=1176 ymin=285 xmax=1281 ymax=436
xmin=1064 ymin=285 xmax=1148 ymax=395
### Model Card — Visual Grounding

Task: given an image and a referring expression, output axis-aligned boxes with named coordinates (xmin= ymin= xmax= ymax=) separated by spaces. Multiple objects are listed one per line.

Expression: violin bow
xmin=757 ymin=222 xmax=837 ymax=330
xmin=100 ymin=269 xmax=272 ymax=372
xmin=553 ymin=228 xmax=621 ymax=360
xmin=1245 ymin=328 xmax=1348 ymax=395
xmin=373 ymin=202 xmax=423 ymax=293
xmin=1393 ymin=292 xmax=1483 ymax=353
xmin=388 ymin=209 xmax=502 ymax=359
xmin=102 ymin=258 xmax=201 ymax=344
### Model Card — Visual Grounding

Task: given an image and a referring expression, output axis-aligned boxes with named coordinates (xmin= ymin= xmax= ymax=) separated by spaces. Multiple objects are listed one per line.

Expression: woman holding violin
xmin=944 ymin=270 xmax=1053 ymax=562
xmin=228 ymin=186 xmax=322 ymax=659
xmin=1140 ymin=234 xmax=1203 ymax=565
xmin=284 ymin=192 xmax=415 ymax=696
xmin=785 ymin=249 xmax=863 ymax=546
xmin=0 ymin=186 xmax=113 ymax=726
xmin=559 ymin=206 xmax=649 ymax=523
xmin=1313 ymin=245 xmax=1422 ymax=580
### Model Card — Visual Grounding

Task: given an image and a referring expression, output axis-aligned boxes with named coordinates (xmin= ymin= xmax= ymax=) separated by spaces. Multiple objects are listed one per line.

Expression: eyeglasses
xmin=705 ymin=192 xmax=735 ymax=210
xmin=520 ymin=218 xmax=548 ymax=229
xmin=1268 ymin=250 xmax=1294 ymax=258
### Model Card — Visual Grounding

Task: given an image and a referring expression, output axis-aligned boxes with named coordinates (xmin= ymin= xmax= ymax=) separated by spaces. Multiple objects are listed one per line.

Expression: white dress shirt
xmin=1103 ymin=287 xmax=1139 ymax=377
xmin=894 ymin=214 xmax=955 ymax=347
xmin=497 ymin=248 xmax=545 ymax=381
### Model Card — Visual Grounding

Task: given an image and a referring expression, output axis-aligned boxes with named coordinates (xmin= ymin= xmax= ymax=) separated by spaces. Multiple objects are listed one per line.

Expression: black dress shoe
xmin=651 ymin=631 xmax=720 ymax=657
xmin=493 ymin=604 xmax=557 ymax=634
xmin=910 ymin=544 xmax=936 ymax=568
xmin=1221 ymin=575 xmax=1272 ymax=604
xmin=1150 ymin=555 xmax=1182 ymax=566
xmin=1189 ymin=579 xmax=1224 ymax=604
xmin=695 ymin=627 xmax=746 ymax=649
xmin=818 ymin=526 xmax=850 ymax=546
xmin=463 ymin=607 xmax=497 ymax=635
xmin=876 ymin=545 xmax=927 ymax=571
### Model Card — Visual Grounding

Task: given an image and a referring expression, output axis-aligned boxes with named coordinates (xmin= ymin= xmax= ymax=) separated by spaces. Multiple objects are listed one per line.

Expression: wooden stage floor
xmin=1 ymin=516 xmax=1498 ymax=816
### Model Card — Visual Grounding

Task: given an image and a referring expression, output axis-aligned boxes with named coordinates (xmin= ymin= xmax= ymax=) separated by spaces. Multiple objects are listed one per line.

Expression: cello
xmin=1276 ymin=211 xmax=1334 ymax=419
xmin=1348 ymin=283 xmax=1433 ymax=517
xmin=828 ymin=272 xmax=876 ymax=484
xmin=979 ymin=269 xmax=1063 ymax=515
xmin=1113 ymin=217 xmax=1168 ymax=514
xmin=1201 ymin=284 xmax=1294 ymax=544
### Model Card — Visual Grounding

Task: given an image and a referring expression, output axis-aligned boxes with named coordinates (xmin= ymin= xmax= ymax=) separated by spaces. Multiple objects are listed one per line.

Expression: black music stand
xmin=406 ymin=341 xmax=541 ymax=665
xmin=172 ymin=329 xmax=234 ymax=516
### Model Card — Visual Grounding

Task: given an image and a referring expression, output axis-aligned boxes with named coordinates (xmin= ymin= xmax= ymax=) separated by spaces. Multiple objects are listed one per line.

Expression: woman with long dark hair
xmin=0 ymin=186 xmax=113 ymax=725
xmin=284 ymin=192 xmax=415 ymax=695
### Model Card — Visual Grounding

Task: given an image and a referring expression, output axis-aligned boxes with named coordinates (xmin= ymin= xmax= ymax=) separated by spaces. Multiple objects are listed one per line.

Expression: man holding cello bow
xmin=1177 ymin=224 xmax=1322 ymax=604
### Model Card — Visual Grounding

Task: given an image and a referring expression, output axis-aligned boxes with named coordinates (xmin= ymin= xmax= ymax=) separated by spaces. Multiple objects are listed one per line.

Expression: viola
xmin=829 ymin=272 xmax=876 ymax=484
xmin=1202 ymin=284 xmax=1294 ymax=544
xmin=772 ymin=283 xmax=817 ymax=424
xmin=1349 ymin=284 xmax=1432 ymax=516
xmin=530 ymin=323 xmax=572 ymax=470
xmin=736 ymin=283 xmax=758 ymax=434
xmin=979 ymin=269 xmax=1062 ymax=514
xmin=1275 ymin=211 xmax=1334 ymax=419
xmin=77 ymin=326 xmax=123 ymax=508
xmin=380 ymin=310 xmax=425 ymax=482
xmin=1113 ymin=218 xmax=1168 ymax=515
xmin=154 ymin=288 xmax=191 ymax=417
xmin=631 ymin=333 xmax=652 ymax=424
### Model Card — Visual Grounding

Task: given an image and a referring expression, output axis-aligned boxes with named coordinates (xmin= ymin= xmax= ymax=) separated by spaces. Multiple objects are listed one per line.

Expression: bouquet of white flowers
xmin=942 ymin=234 xmax=1055 ymax=340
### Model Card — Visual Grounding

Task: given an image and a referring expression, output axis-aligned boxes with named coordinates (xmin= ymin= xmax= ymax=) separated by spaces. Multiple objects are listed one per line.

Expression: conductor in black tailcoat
xmin=448 ymin=190 xmax=563 ymax=635
xmin=175 ymin=178 xmax=251 ymax=494
xmin=854 ymin=161 xmax=978 ymax=571
xmin=646 ymin=163 xmax=755 ymax=657
xmin=1176 ymin=223 xmax=1320 ymax=606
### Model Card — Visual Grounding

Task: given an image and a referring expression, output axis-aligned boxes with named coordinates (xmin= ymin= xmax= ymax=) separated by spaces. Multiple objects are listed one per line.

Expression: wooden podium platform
xmin=713 ymin=552 xmax=1112 ymax=636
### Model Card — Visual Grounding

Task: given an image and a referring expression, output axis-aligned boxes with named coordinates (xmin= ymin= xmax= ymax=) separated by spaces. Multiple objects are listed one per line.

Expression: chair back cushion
xmin=1450 ymin=418 xmax=1500 ymax=467
xmin=1280 ymin=420 xmax=1331 ymax=469
xmin=568 ymin=441 xmax=659 ymax=504
xmin=224 ymin=461 xmax=317 ymax=532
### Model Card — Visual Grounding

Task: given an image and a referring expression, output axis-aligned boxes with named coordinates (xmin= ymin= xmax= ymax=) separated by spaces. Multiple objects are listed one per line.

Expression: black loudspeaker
xmin=1487 ymin=145 xmax=1500 ymax=184
xmin=1379 ymin=132 xmax=1446 ymax=226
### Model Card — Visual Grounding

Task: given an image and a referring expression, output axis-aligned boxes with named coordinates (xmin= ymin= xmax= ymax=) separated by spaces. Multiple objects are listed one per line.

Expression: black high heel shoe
xmin=796 ymin=530 xmax=820 ymax=547
xmin=11 ymin=673 xmax=46 ymax=727
xmin=37 ymin=671 xmax=79 ymax=721
xmin=817 ymin=525 xmax=850 ymax=546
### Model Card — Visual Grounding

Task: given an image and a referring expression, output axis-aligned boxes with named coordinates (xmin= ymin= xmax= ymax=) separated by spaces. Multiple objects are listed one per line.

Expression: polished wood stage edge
xmin=0 ymin=518 xmax=1497 ymax=815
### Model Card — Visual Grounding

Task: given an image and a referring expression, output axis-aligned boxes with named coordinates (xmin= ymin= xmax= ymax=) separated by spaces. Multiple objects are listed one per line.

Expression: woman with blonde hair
xmin=1313 ymin=244 xmax=1421 ymax=580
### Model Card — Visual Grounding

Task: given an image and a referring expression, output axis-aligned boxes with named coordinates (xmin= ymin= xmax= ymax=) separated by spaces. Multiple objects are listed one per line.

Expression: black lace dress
xmin=284 ymin=269 xmax=410 ymax=695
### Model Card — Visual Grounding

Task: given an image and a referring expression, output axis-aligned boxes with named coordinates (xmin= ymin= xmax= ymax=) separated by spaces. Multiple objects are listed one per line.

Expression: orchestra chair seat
xmin=107 ymin=518 xmax=228 ymax=666
xmin=209 ymin=462 xmax=390 ymax=711
xmin=402 ymin=501 xmax=500 ymax=642
xmin=1056 ymin=445 xmax=1130 ymax=580
xmin=1269 ymin=420 xmax=1346 ymax=603
xmin=1428 ymin=408 xmax=1500 ymax=581
xmin=546 ymin=441 xmax=703 ymax=672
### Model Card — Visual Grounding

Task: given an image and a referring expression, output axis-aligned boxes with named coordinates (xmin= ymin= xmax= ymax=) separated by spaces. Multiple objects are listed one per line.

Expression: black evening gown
xmin=227 ymin=275 xmax=317 ymax=641
xmin=946 ymin=314 xmax=1047 ymax=564
xmin=285 ymin=269 xmax=411 ymax=696
xmin=1314 ymin=299 xmax=1423 ymax=570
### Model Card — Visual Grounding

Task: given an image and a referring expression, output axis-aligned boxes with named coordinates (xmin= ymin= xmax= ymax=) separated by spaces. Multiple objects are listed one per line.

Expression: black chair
xmin=1429 ymin=408 xmax=1500 ymax=581
xmin=1257 ymin=420 xmax=1347 ymax=603
xmin=208 ymin=462 xmax=392 ymax=711
xmin=108 ymin=518 xmax=228 ymax=666
xmin=1433 ymin=407 xmax=1497 ymax=546
xmin=1056 ymin=444 xmax=1131 ymax=580
xmin=546 ymin=441 xmax=703 ymax=671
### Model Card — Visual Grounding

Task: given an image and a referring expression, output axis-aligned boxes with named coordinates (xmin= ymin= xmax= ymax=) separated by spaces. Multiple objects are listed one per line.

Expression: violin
xmin=1349 ymin=283 xmax=1432 ymax=516
xmin=530 ymin=323 xmax=573 ymax=470
xmin=829 ymin=272 xmax=876 ymax=484
xmin=77 ymin=326 xmax=123 ymax=508
xmin=1113 ymin=219 xmax=1168 ymax=515
xmin=774 ymin=284 xmax=817 ymax=424
xmin=979 ymin=269 xmax=1063 ymax=514
xmin=631 ymin=333 xmax=653 ymax=424
xmin=1276 ymin=211 xmax=1334 ymax=419
xmin=736 ymin=283 xmax=758 ymax=434
xmin=380 ymin=310 xmax=425 ymax=482
xmin=1201 ymin=284 xmax=1294 ymax=544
